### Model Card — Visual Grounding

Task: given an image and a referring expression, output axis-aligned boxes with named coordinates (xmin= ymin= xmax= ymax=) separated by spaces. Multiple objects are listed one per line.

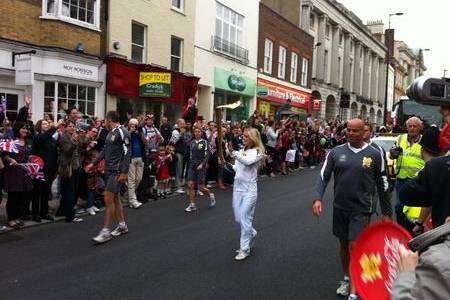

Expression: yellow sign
xmin=139 ymin=72 xmax=171 ymax=97
xmin=259 ymin=100 xmax=271 ymax=117
xmin=360 ymin=253 xmax=382 ymax=283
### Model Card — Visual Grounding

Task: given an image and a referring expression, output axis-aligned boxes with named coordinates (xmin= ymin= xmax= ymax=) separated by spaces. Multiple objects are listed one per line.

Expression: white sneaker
xmin=336 ymin=279 xmax=350 ymax=297
xmin=209 ymin=193 xmax=216 ymax=207
xmin=130 ymin=201 xmax=143 ymax=209
xmin=176 ymin=188 xmax=185 ymax=194
xmin=72 ymin=217 xmax=84 ymax=223
xmin=87 ymin=207 xmax=96 ymax=216
xmin=92 ymin=229 xmax=112 ymax=244
xmin=235 ymin=249 xmax=250 ymax=261
xmin=92 ymin=206 xmax=100 ymax=212
xmin=185 ymin=203 xmax=197 ymax=212
xmin=197 ymin=190 xmax=204 ymax=196
xmin=111 ymin=225 xmax=129 ymax=237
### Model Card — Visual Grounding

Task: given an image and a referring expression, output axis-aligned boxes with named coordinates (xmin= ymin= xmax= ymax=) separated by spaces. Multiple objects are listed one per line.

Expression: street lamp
xmin=383 ymin=12 xmax=404 ymax=126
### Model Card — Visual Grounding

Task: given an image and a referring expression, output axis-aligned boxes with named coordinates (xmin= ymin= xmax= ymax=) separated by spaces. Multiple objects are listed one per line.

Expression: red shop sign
xmin=257 ymin=78 xmax=310 ymax=109
xmin=313 ymin=99 xmax=321 ymax=111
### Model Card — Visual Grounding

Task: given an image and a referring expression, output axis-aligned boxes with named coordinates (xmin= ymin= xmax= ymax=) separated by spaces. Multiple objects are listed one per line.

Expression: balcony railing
xmin=212 ymin=35 xmax=249 ymax=65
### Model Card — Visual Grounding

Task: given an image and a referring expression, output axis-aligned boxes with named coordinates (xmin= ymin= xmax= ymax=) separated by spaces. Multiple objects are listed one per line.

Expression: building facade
xmin=257 ymin=3 xmax=314 ymax=119
xmin=106 ymin=0 xmax=198 ymax=123
xmin=0 ymin=0 xmax=106 ymax=123
xmin=194 ymin=0 xmax=260 ymax=122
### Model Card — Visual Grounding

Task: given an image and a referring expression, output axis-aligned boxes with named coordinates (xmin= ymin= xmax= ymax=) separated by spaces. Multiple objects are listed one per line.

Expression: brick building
xmin=0 ymin=0 xmax=106 ymax=122
xmin=257 ymin=3 xmax=314 ymax=118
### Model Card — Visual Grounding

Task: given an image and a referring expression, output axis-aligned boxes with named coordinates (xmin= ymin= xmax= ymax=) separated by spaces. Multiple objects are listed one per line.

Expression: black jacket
xmin=399 ymin=155 xmax=450 ymax=228
xmin=32 ymin=127 xmax=58 ymax=178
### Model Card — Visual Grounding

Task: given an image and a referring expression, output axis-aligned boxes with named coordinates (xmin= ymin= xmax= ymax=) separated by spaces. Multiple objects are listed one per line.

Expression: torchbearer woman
xmin=228 ymin=128 xmax=265 ymax=261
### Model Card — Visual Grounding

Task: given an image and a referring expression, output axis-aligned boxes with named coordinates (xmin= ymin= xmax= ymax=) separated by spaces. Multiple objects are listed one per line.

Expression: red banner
xmin=257 ymin=78 xmax=310 ymax=110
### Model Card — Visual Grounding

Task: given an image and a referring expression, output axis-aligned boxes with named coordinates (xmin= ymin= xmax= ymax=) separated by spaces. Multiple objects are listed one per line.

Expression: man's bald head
xmin=347 ymin=119 xmax=365 ymax=147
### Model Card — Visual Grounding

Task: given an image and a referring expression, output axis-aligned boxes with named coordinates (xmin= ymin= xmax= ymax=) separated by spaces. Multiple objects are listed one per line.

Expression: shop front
xmin=256 ymin=77 xmax=311 ymax=120
xmin=106 ymin=57 xmax=199 ymax=124
xmin=213 ymin=67 xmax=256 ymax=123
xmin=0 ymin=40 xmax=105 ymax=123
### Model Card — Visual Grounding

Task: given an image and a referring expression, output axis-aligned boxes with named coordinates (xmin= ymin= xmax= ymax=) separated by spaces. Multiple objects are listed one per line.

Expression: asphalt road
xmin=0 ymin=168 xmax=345 ymax=300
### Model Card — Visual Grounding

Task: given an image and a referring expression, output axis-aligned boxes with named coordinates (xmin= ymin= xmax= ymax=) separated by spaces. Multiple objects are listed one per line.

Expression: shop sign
xmin=139 ymin=72 xmax=172 ymax=97
xmin=257 ymin=86 xmax=269 ymax=96
xmin=257 ymin=78 xmax=310 ymax=109
xmin=15 ymin=54 xmax=34 ymax=85
xmin=258 ymin=100 xmax=271 ymax=116
xmin=214 ymin=67 xmax=256 ymax=96
xmin=313 ymin=99 xmax=321 ymax=111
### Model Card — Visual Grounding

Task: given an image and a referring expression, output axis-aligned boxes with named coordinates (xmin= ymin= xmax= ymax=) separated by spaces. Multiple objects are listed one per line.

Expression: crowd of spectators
xmin=0 ymin=97 xmax=354 ymax=231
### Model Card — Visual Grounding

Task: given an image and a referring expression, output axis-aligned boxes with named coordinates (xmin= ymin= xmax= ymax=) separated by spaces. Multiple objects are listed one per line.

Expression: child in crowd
xmin=155 ymin=145 xmax=172 ymax=198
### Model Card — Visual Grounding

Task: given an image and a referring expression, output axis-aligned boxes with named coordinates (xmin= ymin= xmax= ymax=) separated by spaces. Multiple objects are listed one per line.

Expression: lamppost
xmin=383 ymin=12 xmax=403 ymax=126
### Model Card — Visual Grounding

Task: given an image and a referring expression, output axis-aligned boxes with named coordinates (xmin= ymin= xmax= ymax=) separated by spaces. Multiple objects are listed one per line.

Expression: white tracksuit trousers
xmin=232 ymin=189 xmax=257 ymax=252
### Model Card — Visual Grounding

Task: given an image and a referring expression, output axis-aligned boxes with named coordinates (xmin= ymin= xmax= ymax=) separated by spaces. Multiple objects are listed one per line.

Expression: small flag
xmin=0 ymin=139 xmax=19 ymax=154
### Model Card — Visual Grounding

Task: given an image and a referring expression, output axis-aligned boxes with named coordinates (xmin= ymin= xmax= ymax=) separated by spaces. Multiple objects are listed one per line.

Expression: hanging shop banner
xmin=15 ymin=54 xmax=34 ymax=86
xmin=214 ymin=67 xmax=256 ymax=97
xmin=258 ymin=100 xmax=271 ymax=116
xmin=139 ymin=72 xmax=172 ymax=97
xmin=257 ymin=78 xmax=310 ymax=110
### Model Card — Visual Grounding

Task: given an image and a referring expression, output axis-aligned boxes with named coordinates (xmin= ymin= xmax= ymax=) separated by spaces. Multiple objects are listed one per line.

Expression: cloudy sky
xmin=338 ymin=0 xmax=449 ymax=78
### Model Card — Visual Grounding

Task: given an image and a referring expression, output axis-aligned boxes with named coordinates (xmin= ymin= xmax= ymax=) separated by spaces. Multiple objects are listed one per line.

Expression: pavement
xmin=0 ymin=168 xmax=345 ymax=300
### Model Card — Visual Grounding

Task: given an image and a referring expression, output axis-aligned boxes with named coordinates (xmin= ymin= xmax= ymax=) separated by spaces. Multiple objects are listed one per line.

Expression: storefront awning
xmin=257 ymin=78 xmax=311 ymax=110
xmin=106 ymin=57 xmax=199 ymax=104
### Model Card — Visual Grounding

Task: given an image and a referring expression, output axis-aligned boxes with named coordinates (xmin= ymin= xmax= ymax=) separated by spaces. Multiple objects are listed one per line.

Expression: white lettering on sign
xmin=268 ymin=88 xmax=307 ymax=104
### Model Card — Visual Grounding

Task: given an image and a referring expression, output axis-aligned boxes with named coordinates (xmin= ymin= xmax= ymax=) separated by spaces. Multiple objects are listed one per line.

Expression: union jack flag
xmin=0 ymin=139 xmax=19 ymax=154
xmin=21 ymin=155 xmax=45 ymax=181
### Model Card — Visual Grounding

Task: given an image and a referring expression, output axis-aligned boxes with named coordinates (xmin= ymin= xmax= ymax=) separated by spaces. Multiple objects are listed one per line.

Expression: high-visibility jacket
xmin=397 ymin=134 xmax=425 ymax=179
xmin=403 ymin=206 xmax=422 ymax=222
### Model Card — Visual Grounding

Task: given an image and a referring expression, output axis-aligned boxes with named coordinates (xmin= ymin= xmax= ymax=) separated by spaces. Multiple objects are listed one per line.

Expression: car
xmin=372 ymin=135 xmax=398 ymax=180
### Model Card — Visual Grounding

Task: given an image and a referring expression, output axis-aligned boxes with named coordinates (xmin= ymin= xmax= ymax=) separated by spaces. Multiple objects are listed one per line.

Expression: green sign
xmin=214 ymin=67 xmax=256 ymax=96
xmin=139 ymin=72 xmax=171 ymax=97
xmin=257 ymin=85 xmax=269 ymax=96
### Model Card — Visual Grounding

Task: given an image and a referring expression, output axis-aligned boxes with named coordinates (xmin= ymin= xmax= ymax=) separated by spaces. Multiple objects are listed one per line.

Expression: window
xmin=0 ymin=92 xmax=19 ymax=122
xmin=278 ymin=46 xmax=286 ymax=79
xmin=215 ymin=3 xmax=244 ymax=45
xmin=44 ymin=82 xmax=56 ymax=121
xmin=310 ymin=14 xmax=315 ymax=28
xmin=42 ymin=0 xmax=100 ymax=30
xmin=290 ymin=52 xmax=298 ymax=83
xmin=263 ymin=39 xmax=273 ymax=74
xmin=301 ymin=58 xmax=309 ymax=86
xmin=325 ymin=24 xmax=330 ymax=39
xmin=171 ymin=0 xmax=184 ymax=12
xmin=171 ymin=37 xmax=183 ymax=72
xmin=54 ymin=82 xmax=96 ymax=119
xmin=337 ymin=57 xmax=342 ymax=85
xmin=324 ymin=50 xmax=329 ymax=80
xmin=131 ymin=22 xmax=146 ymax=63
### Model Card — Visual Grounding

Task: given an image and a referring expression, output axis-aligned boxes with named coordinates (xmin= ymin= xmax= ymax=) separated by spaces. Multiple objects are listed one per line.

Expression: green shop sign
xmin=214 ymin=68 xmax=256 ymax=96
xmin=139 ymin=72 xmax=172 ymax=97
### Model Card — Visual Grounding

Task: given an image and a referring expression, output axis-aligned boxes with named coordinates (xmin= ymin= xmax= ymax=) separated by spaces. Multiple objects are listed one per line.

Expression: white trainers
xmin=235 ymin=249 xmax=250 ymax=261
xmin=336 ymin=278 xmax=350 ymax=297
xmin=209 ymin=193 xmax=216 ymax=207
xmin=111 ymin=225 xmax=129 ymax=237
xmin=176 ymin=188 xmax=185 ymax=194
xmin=185 ymin=203 xmax=197 ymax=212
xmin=92 ymin=206 xmax=100 ymax=212
xmin=348 ymin=294 xmax=360 ymax=300
xmin=87 ymin=207 xmax=96 ymax=216
xmin=72 ymin=217 xmax=84 ymax=223
xmin=197 ymin=190 xmax=204 ymax=196
xmin=130 ymin=201 xmax=143 ymax=209
xmin=92 ymin=229 xmax=112 ymax=244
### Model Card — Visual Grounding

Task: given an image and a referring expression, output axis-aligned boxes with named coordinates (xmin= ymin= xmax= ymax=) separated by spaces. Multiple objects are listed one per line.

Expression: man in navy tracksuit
xmin=313 ymin=119 xmax=391 ymax=300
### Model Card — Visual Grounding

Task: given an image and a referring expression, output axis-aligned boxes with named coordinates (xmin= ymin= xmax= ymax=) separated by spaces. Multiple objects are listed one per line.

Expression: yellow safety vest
xmin=397 ymin=134 xmax=425 ymax=179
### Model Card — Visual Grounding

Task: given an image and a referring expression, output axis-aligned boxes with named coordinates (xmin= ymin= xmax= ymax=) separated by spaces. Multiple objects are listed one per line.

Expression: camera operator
xmin=390 ymin=102 xmax=450 ymax=300
xmin=390 ymin=117 xmax=425 ymax=230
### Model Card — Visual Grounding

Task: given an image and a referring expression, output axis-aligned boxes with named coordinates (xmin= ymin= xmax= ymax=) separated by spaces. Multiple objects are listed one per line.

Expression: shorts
xmin=187 ymin=166 xmax=206 ymax=185
xmin=105 ymin=172 xmax=125 ymax=195
xmin=333 ymin=208 xmax=371 ymax=241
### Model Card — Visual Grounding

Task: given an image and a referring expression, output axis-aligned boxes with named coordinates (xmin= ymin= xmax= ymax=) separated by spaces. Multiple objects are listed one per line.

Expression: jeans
xmin=60 ymin=168 xmax=80 ymax=222
xmin=232 ymin=190 xmax=258 ymax=252
xmin=128 ymin=157 xmax=144 ymax=204
xmin=395 ymin=178 xmax=415 ymax=231
xmin=175 ymin=153 xmax=184 ymax=188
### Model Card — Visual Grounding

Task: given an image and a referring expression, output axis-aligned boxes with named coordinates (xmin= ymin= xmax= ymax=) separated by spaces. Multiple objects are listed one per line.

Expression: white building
xmin=301 ymin=0 xmax=387 ymax=124
xmin=194 ymin=0 xmax=260 ymax=122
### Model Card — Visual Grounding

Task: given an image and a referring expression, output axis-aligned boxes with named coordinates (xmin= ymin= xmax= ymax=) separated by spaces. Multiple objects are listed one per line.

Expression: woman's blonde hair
xmin=245 ymin=127 xmax=265 ymax=155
